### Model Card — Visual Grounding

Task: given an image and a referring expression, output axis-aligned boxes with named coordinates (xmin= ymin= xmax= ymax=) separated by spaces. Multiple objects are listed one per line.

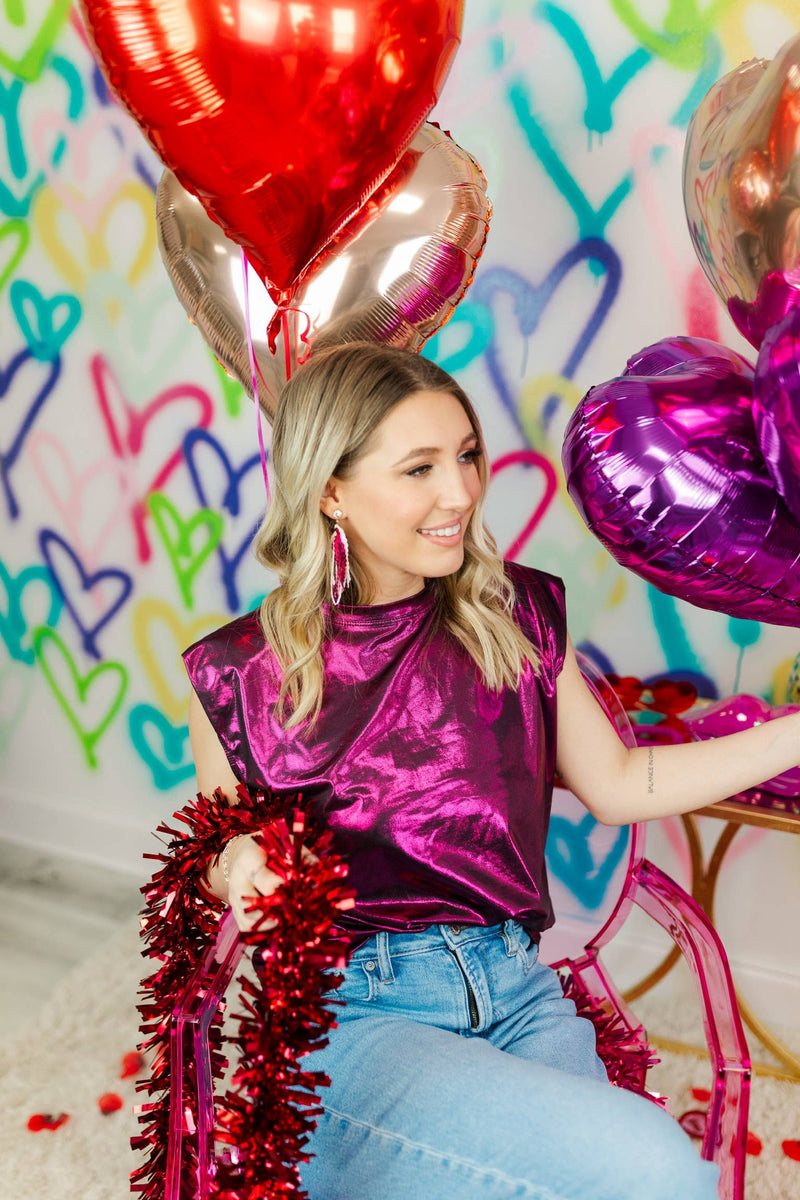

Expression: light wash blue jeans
xmin=297 ymin=920 xmax=720 ymax=1200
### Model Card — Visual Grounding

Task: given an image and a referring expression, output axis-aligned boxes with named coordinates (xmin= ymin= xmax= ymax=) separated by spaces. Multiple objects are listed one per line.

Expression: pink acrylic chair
xmin=163 ymin=652 xmax=750 ymax=1200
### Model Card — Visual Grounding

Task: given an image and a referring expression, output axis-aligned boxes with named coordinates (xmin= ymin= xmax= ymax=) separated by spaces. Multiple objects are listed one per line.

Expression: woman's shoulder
xmin=182 ymin=607 xmax=267 ymax=671
xmin=502 ymin=561 xmax=567 ymax=670
xmin=503 ymin=560 xmax=566 ymax=609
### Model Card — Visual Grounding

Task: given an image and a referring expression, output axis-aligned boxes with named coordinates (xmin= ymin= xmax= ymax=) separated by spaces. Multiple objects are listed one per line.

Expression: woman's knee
xmin=612 ymin=1096 xmax=720 ymax=1200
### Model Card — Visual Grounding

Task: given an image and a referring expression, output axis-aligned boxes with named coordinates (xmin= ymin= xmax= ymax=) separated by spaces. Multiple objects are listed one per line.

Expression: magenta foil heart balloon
xmin=753 ymin=306 xmax=800 ymax=522
xmin=561 ymin=336 xmax=800 ymax=627
xmin=684 ymin=695 xmax=800 ymax=795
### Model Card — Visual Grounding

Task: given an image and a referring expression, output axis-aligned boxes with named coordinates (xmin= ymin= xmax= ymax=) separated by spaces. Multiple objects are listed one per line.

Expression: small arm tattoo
xmin=647 ymin=747 xmax=654 ymax=795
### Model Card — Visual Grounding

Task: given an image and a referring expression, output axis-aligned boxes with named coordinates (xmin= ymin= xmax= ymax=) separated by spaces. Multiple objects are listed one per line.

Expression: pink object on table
xmin=684 ymin=694 xmax=800 ymax=797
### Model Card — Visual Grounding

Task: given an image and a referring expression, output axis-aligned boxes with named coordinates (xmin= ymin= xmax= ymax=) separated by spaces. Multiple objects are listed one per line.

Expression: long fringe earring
xmin=330 ymin=510 xmax=351 ymax=605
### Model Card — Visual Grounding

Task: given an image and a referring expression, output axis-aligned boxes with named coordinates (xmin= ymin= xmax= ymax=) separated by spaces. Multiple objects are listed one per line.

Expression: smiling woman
xmin=177 ymin=340 xmax=730 ymax=1200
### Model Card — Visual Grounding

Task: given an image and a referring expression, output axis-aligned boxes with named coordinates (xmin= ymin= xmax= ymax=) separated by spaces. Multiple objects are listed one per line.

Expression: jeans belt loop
xmin=502 ymin=918 xmax=521 ymax=957
xmin=375 ymin=930 xmax=395 ymax=983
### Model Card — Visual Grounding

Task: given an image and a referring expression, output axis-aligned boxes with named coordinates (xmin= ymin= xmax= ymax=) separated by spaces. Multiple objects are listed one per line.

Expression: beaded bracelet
xmin=221 ymin=833 xmax=250 ymax=884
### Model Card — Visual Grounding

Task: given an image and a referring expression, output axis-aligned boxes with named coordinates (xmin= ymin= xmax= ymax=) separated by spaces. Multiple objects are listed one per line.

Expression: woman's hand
xmin=223 ymin=833 xmax=319 ymax=933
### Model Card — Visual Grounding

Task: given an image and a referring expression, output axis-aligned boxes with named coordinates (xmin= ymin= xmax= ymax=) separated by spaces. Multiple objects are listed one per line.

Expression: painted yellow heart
xmin=33 ymin=179 xmax=156 ymax=296
xmin=132 ymin=598 xmax=228 ymax=724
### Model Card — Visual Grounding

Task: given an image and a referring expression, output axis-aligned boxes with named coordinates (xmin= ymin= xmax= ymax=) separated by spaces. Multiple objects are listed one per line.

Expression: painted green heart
xmin=32 ymin=625 xmax=128 ymax=768
xmin=0 ymin=0 xmax=73 ymax=83
xmin=147 ymin=491 xmax=224 ymax=610
xmin=0 ymin=218 xmax=29 ymax=294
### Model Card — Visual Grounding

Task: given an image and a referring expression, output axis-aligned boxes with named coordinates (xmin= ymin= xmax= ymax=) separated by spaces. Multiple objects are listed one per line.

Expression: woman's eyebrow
xmin=392 ymin=431 xmax=477 ymax=468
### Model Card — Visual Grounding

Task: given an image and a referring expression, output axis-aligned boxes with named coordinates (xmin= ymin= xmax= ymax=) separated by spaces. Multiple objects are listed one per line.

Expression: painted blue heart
xmin=545 ymin=811 xmax=629 ymax=910
xmin=0 ymin=558 xmax=63 ymax=664
xmin=0 ymin=347 xmax=60 ymax=519
xmin=38 ymin=529 xmax=133 ymax=660
xmin=183 ymin=428 xmax=265 ymax=612
xmin=10 ymin=280 xmax=82 ymax=361
xmin=470 ymin=240 xmax=621 ymax=442
xmin=129 ymin=703 xmax=195 ymax=790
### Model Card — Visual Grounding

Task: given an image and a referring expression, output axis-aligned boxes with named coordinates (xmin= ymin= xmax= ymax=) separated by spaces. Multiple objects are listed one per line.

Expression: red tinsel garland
xmin=558 ymin=969 xmax=666 ymax=1108
xmin=131 ymin=784 xmax=355 ymax=1199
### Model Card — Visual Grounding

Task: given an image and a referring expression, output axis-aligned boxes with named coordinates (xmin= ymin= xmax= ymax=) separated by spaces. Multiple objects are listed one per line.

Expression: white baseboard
xmin=553 ymin=916 xmax=800 ymax=1034
xmin=0 ymin=786 xmax=150 ymax=878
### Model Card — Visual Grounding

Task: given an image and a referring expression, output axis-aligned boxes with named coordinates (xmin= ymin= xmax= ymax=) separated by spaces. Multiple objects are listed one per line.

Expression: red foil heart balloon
xmin=77 ymin=0 xmax=463 ymax=304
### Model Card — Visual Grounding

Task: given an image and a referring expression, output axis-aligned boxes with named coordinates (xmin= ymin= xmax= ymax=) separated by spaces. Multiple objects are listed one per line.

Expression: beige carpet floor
xmin=0 ymin=920 xmax=798 ymax=1199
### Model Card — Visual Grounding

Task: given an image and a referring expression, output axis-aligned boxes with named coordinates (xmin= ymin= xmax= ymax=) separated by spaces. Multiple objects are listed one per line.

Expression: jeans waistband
xmin=348 ymin=919 xmax=532 ymax=982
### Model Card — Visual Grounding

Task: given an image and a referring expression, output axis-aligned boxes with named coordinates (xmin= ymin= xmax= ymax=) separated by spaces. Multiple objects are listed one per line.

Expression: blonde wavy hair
xmin=254 ymin=342 xmax=543 ymax=728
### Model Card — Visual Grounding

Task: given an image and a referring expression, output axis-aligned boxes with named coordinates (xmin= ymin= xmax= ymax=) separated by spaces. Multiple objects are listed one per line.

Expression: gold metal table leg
xmin=625 ymin=813 xmax=800 ymax=1079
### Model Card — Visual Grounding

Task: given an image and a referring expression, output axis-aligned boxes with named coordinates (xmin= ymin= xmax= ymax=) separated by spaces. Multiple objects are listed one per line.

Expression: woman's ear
xmin=320 ymin=479 xmax=343 ymax=519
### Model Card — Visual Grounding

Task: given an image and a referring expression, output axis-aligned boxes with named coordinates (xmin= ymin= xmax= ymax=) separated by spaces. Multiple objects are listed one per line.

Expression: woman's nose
xmin=438 ymin=462 xmax=475 ymax=510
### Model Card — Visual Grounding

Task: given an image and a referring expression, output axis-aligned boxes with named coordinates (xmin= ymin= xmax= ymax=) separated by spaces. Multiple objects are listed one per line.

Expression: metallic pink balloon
xmin=684 ymin=695 xmax=800 ymax=795
xmin=562 ymin=336 xmax=800 ymax=627
xmin=753 ymin=306 xmax=800 ymax=521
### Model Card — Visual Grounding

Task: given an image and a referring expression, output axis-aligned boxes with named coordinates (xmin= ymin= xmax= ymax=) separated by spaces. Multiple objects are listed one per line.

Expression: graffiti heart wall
xmin=1 ymin=2 xmax=799 ymax=1019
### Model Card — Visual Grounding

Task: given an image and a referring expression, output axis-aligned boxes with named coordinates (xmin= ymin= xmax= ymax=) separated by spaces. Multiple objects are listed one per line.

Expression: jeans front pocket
xmin=321 ymin=958 xmax=378 ymax=1004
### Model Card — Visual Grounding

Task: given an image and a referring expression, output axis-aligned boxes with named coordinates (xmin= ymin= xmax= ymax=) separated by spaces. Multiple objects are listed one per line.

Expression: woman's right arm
xmin=187 ymin=688 xmax=284 ymax=931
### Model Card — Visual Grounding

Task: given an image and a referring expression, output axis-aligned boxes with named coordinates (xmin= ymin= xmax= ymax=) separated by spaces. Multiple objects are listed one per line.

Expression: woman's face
xmin=321 ymin=389 xmax=483 ymax=604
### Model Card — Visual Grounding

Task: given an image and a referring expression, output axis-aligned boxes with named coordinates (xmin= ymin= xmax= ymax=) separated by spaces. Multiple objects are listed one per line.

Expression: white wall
xmin=2 ymin=0 xmax=799 ymax=1025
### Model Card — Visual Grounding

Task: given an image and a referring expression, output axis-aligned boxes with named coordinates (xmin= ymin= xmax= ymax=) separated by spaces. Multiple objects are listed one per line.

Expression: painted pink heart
xmin=631 ymin=125 xmax=720 ymax=341
xmin=91 ymin=354 xmax=214 ymax=562
xmin=27 ymin=431 xmax=130 ymax=578
xmin=31 ymin=109 xmax=143 ymax=229
xmin=490 ymin=450 xmax=558 ymax=561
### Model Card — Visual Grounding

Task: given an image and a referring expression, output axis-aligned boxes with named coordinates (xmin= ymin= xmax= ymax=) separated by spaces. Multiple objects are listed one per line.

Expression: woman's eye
xmin=406 ymin=448 xmax=481 ymax=478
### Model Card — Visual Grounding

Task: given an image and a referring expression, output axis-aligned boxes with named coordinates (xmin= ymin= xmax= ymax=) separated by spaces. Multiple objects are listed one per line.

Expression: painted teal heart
xmin=545 ymin=811 xmax=629 ymax=910
xmin=423 ymin=301 xmax=494 ymax=375
xmin=0 ymin=558 xmax=62 ymax=663
xmin=0 ymin=659 xmax=34 ymax=752
xmin=129 ymin=703 xmax=195 ymax=791
xmin=10 ymin=279 xmax=81 ymax=361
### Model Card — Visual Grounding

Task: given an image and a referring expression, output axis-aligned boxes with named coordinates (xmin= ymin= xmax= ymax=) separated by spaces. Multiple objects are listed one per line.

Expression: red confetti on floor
xmin=27 ymin=1112 xmax=69 ymax=1132
xmin=97 ymin=1092 xmax=124 ymax=1115
xmin=746 ymin=1131 xmax=763 ymax=1156
xmin=678 ymin=1109 xmax=706 ymax=1139
xmin=119 ymin=1051 xmax=145 ymax=1079
xmin=690 ymin=1087 xmax=711 ymax=1102
xmin=782 ymin=1140 xmax=800 ymax=1162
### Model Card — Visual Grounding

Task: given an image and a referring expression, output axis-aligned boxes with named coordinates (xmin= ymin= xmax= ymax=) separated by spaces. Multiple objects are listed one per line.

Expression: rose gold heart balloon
xmin=157 ymin=123 xmax=491 ymax=418
xmin=683 ymin=34 xmax=800 ymax=344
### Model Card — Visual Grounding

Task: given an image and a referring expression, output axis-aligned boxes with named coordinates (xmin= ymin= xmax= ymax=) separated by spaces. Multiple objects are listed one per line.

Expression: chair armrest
xmin=630 ymin=858 xmax=750 ymax=1198
xmin=166 ymin=909 xmax=245 ymax=1200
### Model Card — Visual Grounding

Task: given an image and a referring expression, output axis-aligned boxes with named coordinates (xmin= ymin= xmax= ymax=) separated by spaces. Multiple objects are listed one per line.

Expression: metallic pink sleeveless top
xmin=183 ymin=561 xmax=566 ymax=948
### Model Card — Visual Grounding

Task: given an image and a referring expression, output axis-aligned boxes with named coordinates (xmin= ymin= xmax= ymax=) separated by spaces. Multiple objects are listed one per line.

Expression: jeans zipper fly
xmin=449 ymin=948 xmax=480 ymax=1029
